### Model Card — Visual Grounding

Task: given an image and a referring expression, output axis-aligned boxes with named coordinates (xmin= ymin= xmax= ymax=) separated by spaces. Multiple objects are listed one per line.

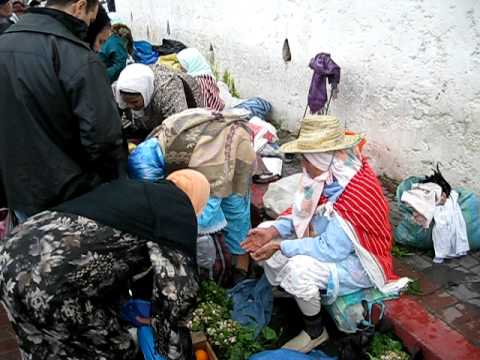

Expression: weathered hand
xmin=251 ymin=240 xmax=282 ymax=262
xmin=136 ymin=316 xmax=152 ymax=325
xmin=241 ymin=227 xmax=279 ymax=253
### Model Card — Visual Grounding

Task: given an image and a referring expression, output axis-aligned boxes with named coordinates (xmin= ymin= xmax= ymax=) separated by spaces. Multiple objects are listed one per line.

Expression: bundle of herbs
xmin=192 ymin=281 xmax=278 ymax=360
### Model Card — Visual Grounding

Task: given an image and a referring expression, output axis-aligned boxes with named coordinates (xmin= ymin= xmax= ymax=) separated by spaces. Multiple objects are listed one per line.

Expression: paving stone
xmin=465 ymin=297 xmax=480 ymax=308
xmin=470 ymin=265 xmax=480 ymax=275
xmin=421 ymin=290 xmax=458 ymax=313
xmin=459 ymin=255 xmax=480 ymax=269
xmin=453 ymin=317 xmax=480 ymax=348
xmin=441 ymin=306 xmax=463 ymax=323
xmin=453 ymin=302 xmax=480 ymax=322
xmin=448 ymin=284 xmax=479 ymax=300
xmin=402 ymin=254 xmax=432 ymax=271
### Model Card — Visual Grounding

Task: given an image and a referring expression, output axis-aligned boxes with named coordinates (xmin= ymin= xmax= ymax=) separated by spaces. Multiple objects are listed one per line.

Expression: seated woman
xmin=0 ymin=170 xmax=210 ymax=360
xmin=115 ymin=63 xmax=205 ymax=139
xmin=242 ymin=116 xmax=407 ymax=353
xmin=129 ymin=108 xmax=256 ymax=283
xmin=177 ymin=48 xmax=225 ymax=111
xmin=85 ymin=7 xmax=129 ymax=83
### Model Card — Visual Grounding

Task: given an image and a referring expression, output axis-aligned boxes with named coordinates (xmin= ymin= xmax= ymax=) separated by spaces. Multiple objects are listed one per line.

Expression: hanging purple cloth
xmin=307 ymin=53 xmax=341 ymax=114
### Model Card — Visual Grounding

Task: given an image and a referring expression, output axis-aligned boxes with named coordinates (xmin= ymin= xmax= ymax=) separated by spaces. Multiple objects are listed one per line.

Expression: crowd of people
xmin=0 ymin=0 xmax=408 ymax=359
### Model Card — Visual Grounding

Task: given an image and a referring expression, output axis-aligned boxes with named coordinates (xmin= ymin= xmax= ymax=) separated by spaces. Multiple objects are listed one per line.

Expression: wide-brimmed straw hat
xmin=281 ymin=115 xmax=363 ymax=153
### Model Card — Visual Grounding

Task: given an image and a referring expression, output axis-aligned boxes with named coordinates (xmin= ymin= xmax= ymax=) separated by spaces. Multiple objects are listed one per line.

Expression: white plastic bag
xmin=263 ymin=173 xmax=302 ymax=218
xmin=196 ymin=235 xmax=217 ymax=278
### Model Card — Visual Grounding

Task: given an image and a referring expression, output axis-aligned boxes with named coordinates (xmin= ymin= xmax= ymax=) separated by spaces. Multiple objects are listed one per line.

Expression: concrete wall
xmin=115 ymin=0 xmax=480 ymax=192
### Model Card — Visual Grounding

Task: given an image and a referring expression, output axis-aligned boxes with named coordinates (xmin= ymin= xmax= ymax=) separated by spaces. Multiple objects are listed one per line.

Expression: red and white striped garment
xmin=196 ymin=75 xmax=225 ymax=111
xmin=333 ymin=160 xmax=398 ymax=282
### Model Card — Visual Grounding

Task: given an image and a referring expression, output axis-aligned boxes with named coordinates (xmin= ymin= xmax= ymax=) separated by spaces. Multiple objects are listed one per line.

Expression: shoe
xmin=433 ymin=257 xmax=444 ymax=264
xmin=281 ymin=328 xmax=329 ymax=353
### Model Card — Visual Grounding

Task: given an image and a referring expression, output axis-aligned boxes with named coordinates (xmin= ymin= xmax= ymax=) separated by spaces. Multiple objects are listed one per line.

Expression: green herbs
xmin=192 ymin=281 xmax=278 ymax=360
xmin=222 ymin=70 xmax=240 ymax=98
xmin=404 ymin=279 xmax=423 ymax=296
xmin=391 ymin=244 xmax=414 ymax=258
xmin=368 ymin=333 xmax=409 ymax=360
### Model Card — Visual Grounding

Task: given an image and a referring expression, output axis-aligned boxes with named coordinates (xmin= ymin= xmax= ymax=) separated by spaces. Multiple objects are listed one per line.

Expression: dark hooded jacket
xmin=0 ymin=8 xmax=127 ymax=215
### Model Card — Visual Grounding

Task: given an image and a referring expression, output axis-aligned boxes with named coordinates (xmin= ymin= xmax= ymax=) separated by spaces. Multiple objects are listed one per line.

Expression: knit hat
xmin=281 ymin=115 xmax=362 ymax=153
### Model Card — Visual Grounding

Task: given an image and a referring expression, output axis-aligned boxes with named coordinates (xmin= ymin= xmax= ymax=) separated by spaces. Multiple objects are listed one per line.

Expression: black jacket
xmin=0 ymin=9 xmax=127 ymax=215
xmin=0 ymin=18 xmax=14 ymax=35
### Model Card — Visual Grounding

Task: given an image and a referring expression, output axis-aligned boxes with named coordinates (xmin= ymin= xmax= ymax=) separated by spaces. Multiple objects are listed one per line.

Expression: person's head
xmin=12 ymin=1 xmax=26 ymax=15
xmin=300 ymin=152 xmax=336 ymax=179
xmin=86 ymin=4 xmax=111 ymax=51
xmin=120 ymin=92 xmax=144 ymax=111
xmin=45 ymin=0 xmax=99 ymax=26
xmin=0 ymin=0 xmax=13 ymax=18
xmin=115 ymin=64 xmax=155 ymax=112
xmin=111 ymin=23 xmax=133 ymax=54
xmin=167 ymin=170 xmax=210 ymax=215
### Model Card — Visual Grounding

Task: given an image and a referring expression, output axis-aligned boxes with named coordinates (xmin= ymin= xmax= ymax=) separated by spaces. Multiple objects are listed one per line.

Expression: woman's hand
xmin=136 ymin=316 xmax=152 ymax=325
xmin=251 ymin=240 xmax=282 ymax=262
xmin=241 ymin=226 xmax=279 ymax=253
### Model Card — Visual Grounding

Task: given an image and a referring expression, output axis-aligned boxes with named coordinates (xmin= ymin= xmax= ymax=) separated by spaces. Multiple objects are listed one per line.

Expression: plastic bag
xmin=196 ymin=235 xmax=217 ymax=278
xmin=395 ymin=176 xmax=480 ymax=250
xmin=128 ymin=138 xmax=166 ymax=182
xmin=263 ymin=173 xmax=302 ymax=218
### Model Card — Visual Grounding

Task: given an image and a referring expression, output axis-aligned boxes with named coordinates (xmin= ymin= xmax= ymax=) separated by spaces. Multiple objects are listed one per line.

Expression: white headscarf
xmin=115 ymin=64 xmax=155 ymax=113
xmin=177 ymin=48 xmax=213 ymax=77
xmin=292 ymin=149 xmax=362 ymax=238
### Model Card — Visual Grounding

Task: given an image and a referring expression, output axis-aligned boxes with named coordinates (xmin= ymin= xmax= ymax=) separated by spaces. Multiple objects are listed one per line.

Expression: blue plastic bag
xmin=133 ymin=41 xmax=160 ymax=65
xmin=128 ymin=138 xmax=166 ymax=182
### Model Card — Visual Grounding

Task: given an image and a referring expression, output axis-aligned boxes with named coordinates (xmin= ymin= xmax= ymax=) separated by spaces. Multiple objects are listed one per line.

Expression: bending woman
xmin=129 ymin=108 xmax=256 ymax=283
xmin=115 ymin=63 xmax=205 ymax=138
xmin=0 ymin=171 xmax=209 ymax=360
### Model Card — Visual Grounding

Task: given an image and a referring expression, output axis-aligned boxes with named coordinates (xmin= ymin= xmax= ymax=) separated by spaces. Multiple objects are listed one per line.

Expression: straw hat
xmin=281 ymin=115 xmax=362 ymax=153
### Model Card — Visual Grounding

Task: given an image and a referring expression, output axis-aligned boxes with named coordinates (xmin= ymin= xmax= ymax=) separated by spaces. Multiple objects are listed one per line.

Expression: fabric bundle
xmin=307 ymin=53 xmax=340 ymax=114
xmin=235 ymin=97 xmax=272 ymax=120
xmin=401 ymin=182 xmax=470 ymax=262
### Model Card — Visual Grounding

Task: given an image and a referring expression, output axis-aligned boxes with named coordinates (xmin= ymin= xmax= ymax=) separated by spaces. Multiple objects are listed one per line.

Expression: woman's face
xmin=301 ymin=155 xmax=326 ymax=178
xmin=121 ymin=93 xmax=145 ymax=111
xmin=94 ymin=27 xmax=111 ymax=52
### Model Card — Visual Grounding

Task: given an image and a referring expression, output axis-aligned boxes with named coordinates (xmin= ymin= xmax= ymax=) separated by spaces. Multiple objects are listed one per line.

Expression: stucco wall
xmin=115 ymin=0 xmax=480 ymax=192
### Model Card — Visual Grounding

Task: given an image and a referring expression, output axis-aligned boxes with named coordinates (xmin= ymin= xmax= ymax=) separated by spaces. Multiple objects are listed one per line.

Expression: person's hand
xmin=251 ymin=240 xmax=282 ymax=262
xmin=241 ymin=226 xmax=279 ymax=253
xmin=136 ymin=316 xmax=152 ymax=325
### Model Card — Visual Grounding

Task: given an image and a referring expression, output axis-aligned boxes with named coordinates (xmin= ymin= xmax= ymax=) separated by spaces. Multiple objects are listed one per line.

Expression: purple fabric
xmin=307 ymin=53 xmax=341 ymax=114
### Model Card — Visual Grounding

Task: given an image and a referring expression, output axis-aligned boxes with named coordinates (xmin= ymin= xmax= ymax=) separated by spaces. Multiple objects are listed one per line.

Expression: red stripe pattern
xmin=197 ymin=75 xmax=225 ymax=111
xmin=279 ymin=159 xmax=398 ymax=282
xmin=333 ymin=160 xmax=398 ymax=281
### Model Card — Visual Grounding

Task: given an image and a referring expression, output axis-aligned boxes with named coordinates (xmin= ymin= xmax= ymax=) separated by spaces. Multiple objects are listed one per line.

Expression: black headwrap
xmin=55 ymin=179 xmax=198 ymax=260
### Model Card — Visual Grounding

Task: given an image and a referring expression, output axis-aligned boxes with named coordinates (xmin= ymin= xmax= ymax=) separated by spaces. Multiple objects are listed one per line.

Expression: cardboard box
xmin=192 ymin=331 xmax=219 ymax=360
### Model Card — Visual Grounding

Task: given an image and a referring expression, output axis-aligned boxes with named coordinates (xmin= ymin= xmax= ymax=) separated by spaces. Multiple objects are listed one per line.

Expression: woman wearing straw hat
xmin=242 ymin=115 xmax=408 ymax=352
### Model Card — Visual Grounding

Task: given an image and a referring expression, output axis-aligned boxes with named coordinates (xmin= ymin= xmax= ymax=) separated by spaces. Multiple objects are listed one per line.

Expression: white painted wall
xmin=115 ymin=0 xmax=480 ymax=192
